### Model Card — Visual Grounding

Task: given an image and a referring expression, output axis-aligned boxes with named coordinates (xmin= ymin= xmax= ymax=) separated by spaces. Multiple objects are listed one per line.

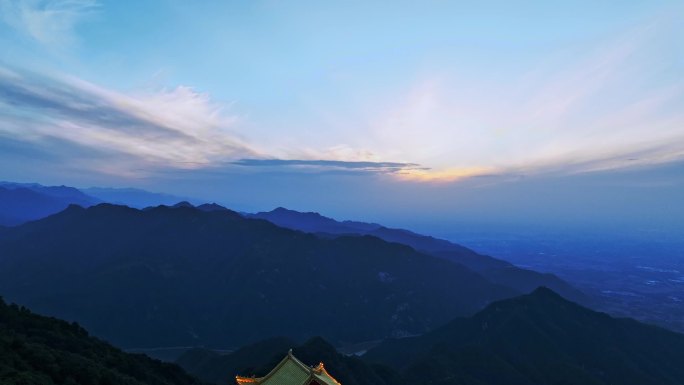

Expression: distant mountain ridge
xmin=0 ymin=181 xmax=96 ymax=205
xmin=249 ymin=207 xmax=587 ymax=304
xmin=0 ymin=182 xmax=100 ymax=226
xmin=83 ymin=187 xmax=196 ymax=208
xmin=0 ymin=179 xmax=600 ymax=310
xmin=0 ymin=179 xmax=587 ymax=307
xmin=0 ymin=181 xmax=196 ymax=226
xmin=249 ymin=207 xmax=383 ymax=234
xmin=0 ymin=203 xmax=516 ymax=348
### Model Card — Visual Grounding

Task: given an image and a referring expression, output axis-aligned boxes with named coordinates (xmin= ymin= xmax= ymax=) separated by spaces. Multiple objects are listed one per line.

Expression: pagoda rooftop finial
xmin=235 ymin=350 xmax=341 ymax=385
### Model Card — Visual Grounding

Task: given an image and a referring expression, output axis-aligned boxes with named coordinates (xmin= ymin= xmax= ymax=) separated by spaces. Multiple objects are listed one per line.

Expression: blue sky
xmin=0 ymin=0 xmax=683 ymax=231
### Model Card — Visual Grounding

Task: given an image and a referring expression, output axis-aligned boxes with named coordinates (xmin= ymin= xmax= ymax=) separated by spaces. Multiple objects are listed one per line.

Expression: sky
xmin=0 ymin=0 xmax=683 ymax=233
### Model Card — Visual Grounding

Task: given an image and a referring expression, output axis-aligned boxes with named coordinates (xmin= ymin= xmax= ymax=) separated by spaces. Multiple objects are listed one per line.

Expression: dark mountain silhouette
xmin=249 ymin=207 xmax=382 ymax=234
xmin=172 ymin=201 xmax=195 ymax=208
xmin=364 ymin=287 xmax=684 ymax=385
xmin=0 ymin=180 xmax=585 ymax=304
xmin=197 ymin=203 xmax=230 ymax=212
xmin=0 ymin=297 xmax=204 ymax=385
xmin=0 ymin=184 xmax=99 ymax=226
xmin=0 ymin=204 xmax=515 ymax=348
xmin=177 ymin=337 xmax=402 ymax=385
xmin=250 ymin=208 xmax=586 ymax=303
xmin=177 ymin=337 xmax=296 ymax=385
xmin=82 ymin=187 xmax=195 ymax=208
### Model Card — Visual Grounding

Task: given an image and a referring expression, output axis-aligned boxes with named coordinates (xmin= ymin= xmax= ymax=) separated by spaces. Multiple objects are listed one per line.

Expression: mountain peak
xmin=529 ymin=286 xmax=563 ymax=299
xmin=271 ymin=207 xmax=323 ymax=216
xmin=197 ymin=203 xmax=228 ymax=212
xmin=300 ymin=336 xmax=335 ymax=350
xmin=65 ymin=203 xmax=86 ymax=211
xmin=172 ymin=201 xmax=194 ymax=208
xmin=480 ymin=286 xmax=572 ymax=316
xmin=366 ymin=280 xmax=684 ymax=385
xmin=272 ymin=206 xmax=292 ymax=212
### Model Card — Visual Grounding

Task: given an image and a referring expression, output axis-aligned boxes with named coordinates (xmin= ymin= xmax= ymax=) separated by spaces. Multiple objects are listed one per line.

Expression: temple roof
xmin=235 ymin=350 xmax=341 ymax=385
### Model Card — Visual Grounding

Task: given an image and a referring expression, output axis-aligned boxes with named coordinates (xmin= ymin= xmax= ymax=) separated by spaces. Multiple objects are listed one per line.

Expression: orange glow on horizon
xmin=393 ymin=166 xmax=496 ymax=183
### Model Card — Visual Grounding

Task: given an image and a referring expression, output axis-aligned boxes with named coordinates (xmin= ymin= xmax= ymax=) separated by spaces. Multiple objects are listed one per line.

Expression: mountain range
xmin=1 ymin=179 xmax=682 ymax=385
xmin=0 ymin=203 xmax=516 ymax=348
xmin=0 ymin=179 xmax=590 ymax=306
xmin=5 ymin=277 xmax=684 ymax=385
xmin=249 ymin=207 xmax=587 ymax=304
xmin=177 ymin=288 xmax=684 ymax=385
xmin=0 ymin=182 xmax=195 ymax=226
xmin=82 ymin=187 xmax=195 ymax=208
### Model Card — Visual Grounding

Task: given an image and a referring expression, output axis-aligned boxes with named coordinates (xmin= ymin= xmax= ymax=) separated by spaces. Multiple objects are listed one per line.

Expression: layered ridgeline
xmin=0 ymin=180 xmax=584 ymax=304
xmin=0 ymin=203 xmax=515 ymax=348
xmin=0 ymin=297 xmax=203 ymax=385
xmin=250 ymin=208 xmax=586 ymax=303
xmin=82 ymin=187 xmax=194 ymax=209
xmin=0 ymin=181 xmax=194 ymax=226
xmin=0 ymin=182 xmax=99 ymax=226
xmin=364 ymin=287 xmax=684 ymax=385
xmin=177 ymin=337 xmax=403 ymax=385
xmin=178 ymin=288 xmax=684 ymax=385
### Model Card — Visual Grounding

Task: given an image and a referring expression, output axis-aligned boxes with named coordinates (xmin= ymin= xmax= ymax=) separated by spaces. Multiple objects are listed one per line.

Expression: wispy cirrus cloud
xmin=0 ymin=66 xmax=259 ymax=176
xmin=0 ymin=0 xmax=98 ymax=46
xmin=0 ymin=67 xmax=426 ymax=179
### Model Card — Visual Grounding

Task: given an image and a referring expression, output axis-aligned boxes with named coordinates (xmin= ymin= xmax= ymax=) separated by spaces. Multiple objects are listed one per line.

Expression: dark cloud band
xmin=232 ymin=158 xmax=426 ymax=173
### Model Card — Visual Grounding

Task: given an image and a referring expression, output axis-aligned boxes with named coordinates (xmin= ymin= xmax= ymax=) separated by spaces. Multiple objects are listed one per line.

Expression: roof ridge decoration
xmin=235 ymin=350 xmax=342 ymax=385
xmin=312 ymin=362 xmax=342 ymax=385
